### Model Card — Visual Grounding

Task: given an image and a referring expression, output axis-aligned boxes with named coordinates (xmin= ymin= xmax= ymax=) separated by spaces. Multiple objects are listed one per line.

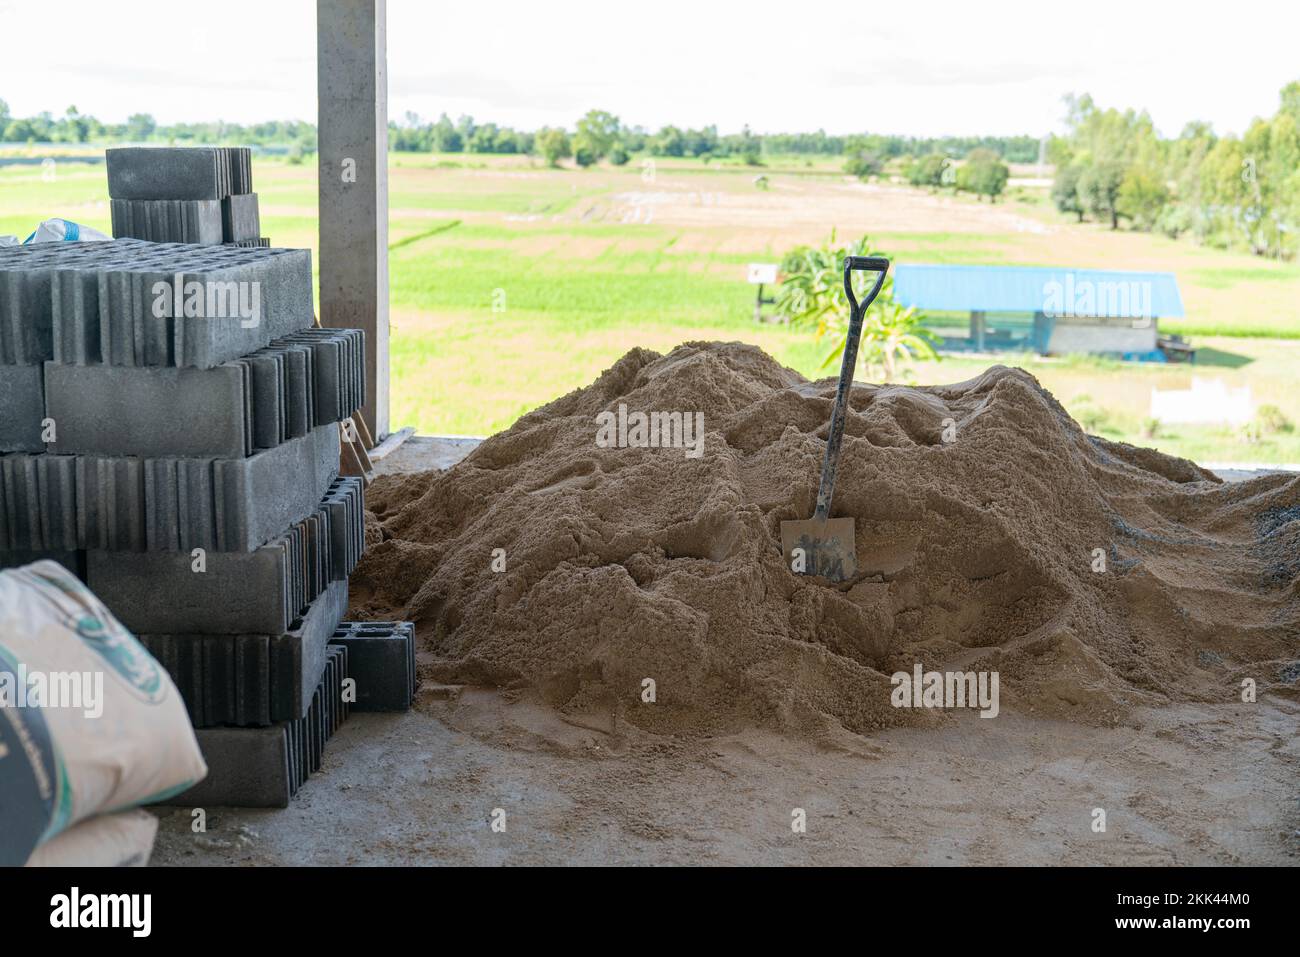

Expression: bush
xmin=574 ymin=145 xmax=597 ymax=168
xmin=844 ymin=152 xmax=882 ymax=180
xmin=1255 ymin=404 xmax=1293 ymax=434
xmin=608 ymin=145 xmax=630 ymax=166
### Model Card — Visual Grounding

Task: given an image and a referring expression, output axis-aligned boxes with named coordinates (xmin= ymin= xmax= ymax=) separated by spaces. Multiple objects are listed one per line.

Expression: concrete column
xmin=317 ymin=0 xmax=389 ymax=440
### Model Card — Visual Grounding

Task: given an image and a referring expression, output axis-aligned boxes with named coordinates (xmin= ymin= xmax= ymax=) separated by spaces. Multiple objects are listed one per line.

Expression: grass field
xmin=3 ymin=147 xmax=1298 ymax=463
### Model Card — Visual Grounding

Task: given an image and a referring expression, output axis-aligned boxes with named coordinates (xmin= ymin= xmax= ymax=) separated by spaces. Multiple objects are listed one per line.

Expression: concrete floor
xmin=148 ymin=436 xmax=1299 ymax=866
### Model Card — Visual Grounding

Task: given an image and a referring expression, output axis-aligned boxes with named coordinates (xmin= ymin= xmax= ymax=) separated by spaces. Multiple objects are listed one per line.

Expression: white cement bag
xmin=0 ymin=235 xmax=18 ymax=246
xmin=23 ymin=218 xmax=111 ymax=244
xmin=0 ymin=561 xmax=206 ymax=867
xmin=25 ymin=809 xmax=159 ymax=867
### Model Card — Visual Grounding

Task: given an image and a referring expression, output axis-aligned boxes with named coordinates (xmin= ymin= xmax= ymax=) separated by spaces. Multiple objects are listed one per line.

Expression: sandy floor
xmin=148 ymin=436 xmax=1300 ymax=867
xmin=151 ymin=689 xmax=1299 ymax=866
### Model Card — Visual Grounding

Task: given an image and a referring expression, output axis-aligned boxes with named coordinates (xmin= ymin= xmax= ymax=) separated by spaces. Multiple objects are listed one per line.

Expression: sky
xmin=0 ymin=0 xmax=1297 ymax=139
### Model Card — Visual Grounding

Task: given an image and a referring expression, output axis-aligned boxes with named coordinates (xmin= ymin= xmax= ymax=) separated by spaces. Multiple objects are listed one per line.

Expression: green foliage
xmin=775 ymin=232 xmax=937 ymax=382
xmin=906 ymin=153 xmax=950 ymax=188
xmin=575 ymin=110 xmax=620 ymax=160
xmin=1077 ymin=160 xmax=1126 ymax=229
xmin=1255 ymin=404 xmax=1293 ymax=434
xmin=955 ymin=148 xmax=1009 ymax=201
xmin=535 ymin=128 xmax=572 ymax=167
xmin=843 ymin=151 xmax=882 ymax=179
xmin=1052 ymin=163 xmax=1086 ymax=220
xmin=574 ymin=144 xmax=597 ymax=168
xmin=608 ymin=144 xmax=630 ymax=166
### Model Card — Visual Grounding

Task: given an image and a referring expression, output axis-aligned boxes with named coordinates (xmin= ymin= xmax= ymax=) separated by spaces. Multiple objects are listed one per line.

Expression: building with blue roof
xmin=893 ymin=264 xmax=1186 ymax=358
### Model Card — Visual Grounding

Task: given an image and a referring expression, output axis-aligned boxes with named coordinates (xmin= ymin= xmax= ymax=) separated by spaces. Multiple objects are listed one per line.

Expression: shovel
xmin=780 ymin=255 xmax=890 ymax=582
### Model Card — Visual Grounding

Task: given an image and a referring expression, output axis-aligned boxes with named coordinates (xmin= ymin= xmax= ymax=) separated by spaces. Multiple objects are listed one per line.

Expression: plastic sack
xmin=0 ymin=561 xmax=206 ymax=867
xmin=23 ymin=218 xmax=111 ymax=244
xmin=25 ymin=809 xmax=159 ymax=867
xmin=0 ymin=235 xmax=18 ymax=247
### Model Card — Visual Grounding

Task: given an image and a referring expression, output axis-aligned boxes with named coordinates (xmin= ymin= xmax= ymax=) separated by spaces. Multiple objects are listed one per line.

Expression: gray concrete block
xmin=3 ymin=423 xmax=339 ymax=553
xmin=45 ymin=327 xmax=361 ymax=459
xmin=139 ymin=578 xmax=348 ymax=729
xmin=86 ymin=476 xmax=364 ymax=635
xmin=111 ymin=199 xmax=224 ymax=245
xmin=330 ymin=620 xmax=416 ymax=711
xmin=0 ymin=238 xmax=314 ymax=368
xmin=0 ymin=549 xmax=85 ymax=578
xmin=0 ymin=363 xmax=45 ymax=452
xmin=45 ymin=361 xmax=249 ymax=458
xmin=0 ymin=453 xmax=77 ymax=552
xmin=154 ymin=618 xmax=353 ymax=809
xmin=221 ymin=193 xmax=260 ymax=243
xmin=270 ymin=578 xmax=349 ymax=721
xmin=170 ymin=726 xmax=292 ymax=807
xmin=107 ymin=148 xmax=230 ymax=201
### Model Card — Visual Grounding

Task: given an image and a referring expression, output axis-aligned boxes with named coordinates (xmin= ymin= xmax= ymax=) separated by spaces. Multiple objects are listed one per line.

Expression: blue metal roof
xmin=894 ymin=264 xmax=1184 ymax=318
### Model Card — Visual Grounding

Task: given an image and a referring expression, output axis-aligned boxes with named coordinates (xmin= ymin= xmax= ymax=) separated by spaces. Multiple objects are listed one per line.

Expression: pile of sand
xmin=352 ymin=342 xmax=1299 ymax=737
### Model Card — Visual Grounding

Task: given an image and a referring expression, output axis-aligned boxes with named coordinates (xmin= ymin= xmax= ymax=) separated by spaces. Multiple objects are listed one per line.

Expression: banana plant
xmin=776 ymin=232 xmax=938 ymax=382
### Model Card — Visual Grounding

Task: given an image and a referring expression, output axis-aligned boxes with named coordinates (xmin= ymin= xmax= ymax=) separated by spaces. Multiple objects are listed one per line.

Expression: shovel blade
xmin=780 ymin=517 xmax=857 ymax=582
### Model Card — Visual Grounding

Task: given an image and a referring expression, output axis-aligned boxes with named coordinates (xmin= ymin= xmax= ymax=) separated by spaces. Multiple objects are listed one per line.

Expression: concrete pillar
xmin=317 ymin=0 xmax=389 ymax=440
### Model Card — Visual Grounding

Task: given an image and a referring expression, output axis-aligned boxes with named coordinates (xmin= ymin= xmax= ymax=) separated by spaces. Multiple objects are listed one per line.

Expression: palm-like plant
xmin=775 ymin=232 xmax=938 ymax=382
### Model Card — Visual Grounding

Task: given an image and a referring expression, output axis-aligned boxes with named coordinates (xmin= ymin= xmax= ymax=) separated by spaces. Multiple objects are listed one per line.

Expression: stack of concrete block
xmin=108 ymin=147 xmax=267 ymax=246
xmin=0 ymin=186 xmax=414 ymax=804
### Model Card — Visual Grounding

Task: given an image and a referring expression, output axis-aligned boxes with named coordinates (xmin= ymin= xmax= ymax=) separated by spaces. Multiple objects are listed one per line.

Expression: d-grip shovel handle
xmin=813 ymin=256 xmax=891 ymax=522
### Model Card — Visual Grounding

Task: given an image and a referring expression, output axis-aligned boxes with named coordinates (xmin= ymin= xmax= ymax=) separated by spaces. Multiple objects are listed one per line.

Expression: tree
xmin=906 ymin=153 xmax=949 ymax=188
xmin=574 ymin=144 xmax=597 ymax=168
xmin=1078 ymin=161 xmax=1126 ymax=229
xmin=125 ymin=113 xmax=156 ymax=141
xmin=653 ymin=125 xmax=685 ymax=157
xmin=843 ymin=152 xmax=881 ymax=179
xmin=535 ymin=127 xmax=571 ymax=167
xmin=431 ymin=114 xmax=463 ymax=152
xmin=575 ymin=109 xmax=620 ymax=160
xmin=1118 ymin=164 xmax=1170 ymax=230
xmin=955 ymin=148 xmax=1009 ymax=201
xmin=1052 ymin=163 xmax=1086 ymax=221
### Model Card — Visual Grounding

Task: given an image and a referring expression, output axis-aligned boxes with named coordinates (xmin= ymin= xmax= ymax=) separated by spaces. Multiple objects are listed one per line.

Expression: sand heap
xmin=352 ymin=342 xmax=1299 ymax=736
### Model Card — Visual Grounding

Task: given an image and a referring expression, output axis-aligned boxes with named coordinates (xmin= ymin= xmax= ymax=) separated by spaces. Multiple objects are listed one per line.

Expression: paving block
xmin=111 ymin=199 xmax=224 ymax=245
xmin=227 ymin=238 xmax=270 ymax=248
xmin=86 ymin=477 xmax=364 ymax=635
xmin=330 ymin=620 xmax=416 ymax=711
xmin=0 ymin=363 xmax=45 ymax=452
xmin=222 ymin=193 xmax=260 ymax=243
xmin=0 ymin=238 xmax=314 ymax=368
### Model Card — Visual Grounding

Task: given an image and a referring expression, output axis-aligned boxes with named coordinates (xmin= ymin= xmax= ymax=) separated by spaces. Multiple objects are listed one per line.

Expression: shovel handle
xmin=813 ymin=256 xmax=890 ymax=522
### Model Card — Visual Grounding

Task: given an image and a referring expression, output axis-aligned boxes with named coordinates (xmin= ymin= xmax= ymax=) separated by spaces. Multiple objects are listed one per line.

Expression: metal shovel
xmin=780 ymin=256 xmax=890 ymax=582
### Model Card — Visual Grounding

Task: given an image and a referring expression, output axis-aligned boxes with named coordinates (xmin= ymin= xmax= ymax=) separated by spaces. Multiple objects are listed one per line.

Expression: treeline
xmin=389 ymin=109 xmax=1039 ymax=164
xmin=1049 ymin=84 xmax=1300 ymax=258
xmin=0 ymin=101 xmax=317 ymax=154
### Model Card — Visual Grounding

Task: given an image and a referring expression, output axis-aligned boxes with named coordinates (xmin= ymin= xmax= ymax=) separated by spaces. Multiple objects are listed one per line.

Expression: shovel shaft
xmin=813 ymin=257 xmax=889 ymax=521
